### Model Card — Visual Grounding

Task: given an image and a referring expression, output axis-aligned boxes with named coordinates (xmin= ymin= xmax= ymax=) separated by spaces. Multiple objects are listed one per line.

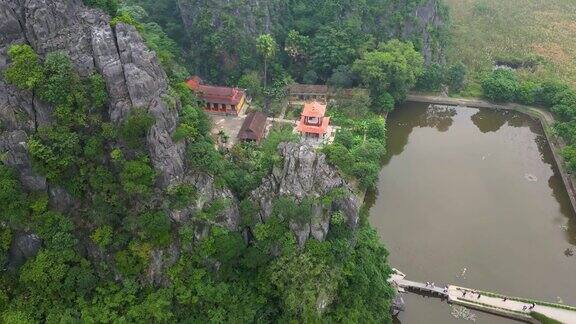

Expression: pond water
xmin=368 ymin=102 xmax=576 ymax=323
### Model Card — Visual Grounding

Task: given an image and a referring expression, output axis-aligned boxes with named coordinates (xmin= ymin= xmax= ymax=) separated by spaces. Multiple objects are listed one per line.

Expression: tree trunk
xmin=263 ymin=58 xmax=268 ymax=115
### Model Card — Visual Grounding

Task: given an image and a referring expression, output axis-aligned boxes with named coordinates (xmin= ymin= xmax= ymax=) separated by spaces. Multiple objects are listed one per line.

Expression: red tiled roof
xmin=301 ymin=101 xmax=326 ymax=118
xmin=185 ymin=76 xmax=246 ymax=105
xmin=297 ymin=116 xmax=330 ymax=135
xmin=238 ymin=112 xmax=267 ymax=141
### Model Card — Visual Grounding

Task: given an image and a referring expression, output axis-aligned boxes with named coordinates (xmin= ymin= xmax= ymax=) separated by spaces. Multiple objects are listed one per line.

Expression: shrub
xmin=538 ymin=80 xmax=570 ymax=107
xmin=110 ymin=12 xmax=143 ymax=31
xmin=137 ymin=211 xmax=171 ymax=246
xmin=302 ymin=70 xmax=319 ymax=84
xmin=87 ymin=73 xmax=108 ymax=109
xmin=366 ymin=118 xmax=387 ymax=142
xmin=0 ymin=165 xmax=28 ymax=226
xmin=351 ymin=161 xmax=380 ymax=189
xmin=372 ymin=92 xmax=395 ymax=113
xmin=562 ymin=146 xmax=576 ymax=172
xmin=516 ymin=81 xmax=540 ymax=105
xmin=120 ymin=158 xmax=156 ymax=196
xmin=553 ymin=122 xmax=576 ymax=144
xmin=83 ymin=0 xmax=118 ymax=15
xmin=27 ymin=127 xmax=82 ymax=184
xmin=273 ymin=197 xmax=314 ymax=225
xmin=84 ymin=136 xmax=105 ymax=161
xmin=239 ymin=199 xmax=259 ymax=227
xmin=331 ymin=89 xmax=371 ymax=119
xmin=173 ymin=104 xmax=209 ymax=142
xmin=91 ymin=225 xmax=113 ymax=248
xmin=115 ymin=246 xmax=146 ymax=276
xmin=120 ymin=108 xmax=155 ymax=148
xmin=551 ymin=105 xmax=576 ymax=122
xmin=4 ymin=44 xmax=43 ymax=90
xmin=186 ymin=140 xmax=224 ymax=175
xmin=238 ymin=71 xmax=263 ymax=99
xmin=446 ymin=62 xmax=467 ymax=92
xmin=38 ymin=52 xmax=74 ymax=106
xmin=166 ymin=184 xmax=196 ymax=210
xmin=416 ymin=63 xmax=444 ymax=91
xmin=328 ymin=65 xmax=356 ymax=88
xmin=481 ymin=68 xmax=519 ymax=102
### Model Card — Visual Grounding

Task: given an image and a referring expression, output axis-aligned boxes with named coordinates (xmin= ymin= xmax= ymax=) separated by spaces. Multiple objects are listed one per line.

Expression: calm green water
xmin=369 ymin=102 xmax=576 ymax=323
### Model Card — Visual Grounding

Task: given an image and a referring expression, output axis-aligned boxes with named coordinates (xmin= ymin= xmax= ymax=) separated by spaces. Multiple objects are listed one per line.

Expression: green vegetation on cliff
xmin=1 ymin=31 xmax=395 ymax=324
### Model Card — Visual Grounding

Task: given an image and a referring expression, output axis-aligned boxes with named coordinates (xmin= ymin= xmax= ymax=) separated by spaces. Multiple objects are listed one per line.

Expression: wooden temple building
xmin=297 ymin=101 xmax=331 ymax=139
xmin=186 ymin=76 xmax=247 ymax=116
xmin=238 ymin=112 xmax=268 ymax=143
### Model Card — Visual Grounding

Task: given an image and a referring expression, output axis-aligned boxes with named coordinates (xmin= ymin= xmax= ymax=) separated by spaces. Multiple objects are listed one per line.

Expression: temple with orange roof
xmin=185 ymin=76 xmax=247 ymax=116
xmin=297 ymin=101 xmax=331 ymax=139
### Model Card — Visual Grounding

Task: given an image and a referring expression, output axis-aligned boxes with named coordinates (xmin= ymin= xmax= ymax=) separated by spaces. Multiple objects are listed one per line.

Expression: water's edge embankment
xmin=406 ymin=94 xmax=576 ymax=215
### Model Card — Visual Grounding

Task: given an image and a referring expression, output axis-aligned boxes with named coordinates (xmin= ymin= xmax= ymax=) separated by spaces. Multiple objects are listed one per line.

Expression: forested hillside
xmin=127 ymin=0 xmax=448 ymax=84
xmin=0 ymin=0 xmax=444 ymax=322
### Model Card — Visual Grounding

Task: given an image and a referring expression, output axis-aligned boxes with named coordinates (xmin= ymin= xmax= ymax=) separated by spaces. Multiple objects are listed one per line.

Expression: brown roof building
xmin=186 ymin=76 xmax=247 ymax=115
xmin=238 ymin=112 xmax=268 ymax=143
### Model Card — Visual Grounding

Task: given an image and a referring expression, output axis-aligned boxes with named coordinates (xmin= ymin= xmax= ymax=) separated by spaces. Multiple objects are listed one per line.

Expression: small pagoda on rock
xmin=297 ymin=101 xmax=330 ymax=140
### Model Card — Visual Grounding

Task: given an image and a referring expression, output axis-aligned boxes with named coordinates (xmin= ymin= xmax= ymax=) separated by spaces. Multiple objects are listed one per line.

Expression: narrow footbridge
xmin=389 ymin=270 xmax=576 ymax=323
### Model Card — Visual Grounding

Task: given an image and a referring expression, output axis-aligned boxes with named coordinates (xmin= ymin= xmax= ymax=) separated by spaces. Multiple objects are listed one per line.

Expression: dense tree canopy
xmin=353 ymin=40 xmax=424 ymax=111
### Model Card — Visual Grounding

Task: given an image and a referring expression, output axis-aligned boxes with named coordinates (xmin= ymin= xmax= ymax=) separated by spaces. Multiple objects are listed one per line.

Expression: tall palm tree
xmin=256 ymin=34 xmax=277 ymax=115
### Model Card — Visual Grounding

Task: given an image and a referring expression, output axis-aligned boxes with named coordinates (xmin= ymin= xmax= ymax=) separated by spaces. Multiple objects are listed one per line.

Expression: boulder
xmin=7 ymin=232 xmax=42 ymax=268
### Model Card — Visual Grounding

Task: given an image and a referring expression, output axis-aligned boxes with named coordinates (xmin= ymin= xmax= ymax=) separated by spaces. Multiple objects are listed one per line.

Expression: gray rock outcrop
xmin=7 ymin=232 xmax=42 ymax=268
xmin=0 ymin=0 xmax=238 ymax=271
xmin=251 ymin=142 xmax=359 ymax=246
xmin=169 ymin=172 xmax=240 ymax=231
xmin=0 ymin=0 xmax=185 ymax=187
xmin=399 ymin=0 xmax=446 ymax=63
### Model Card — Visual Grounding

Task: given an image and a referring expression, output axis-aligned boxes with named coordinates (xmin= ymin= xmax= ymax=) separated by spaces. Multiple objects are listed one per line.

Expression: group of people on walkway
xmin=501 ymin=297 xmax=536 ymax=311
xmin=425 ymin=282 xmax=449 ymax=294
xmin=460 ymin=289 xmax=482 ymax=299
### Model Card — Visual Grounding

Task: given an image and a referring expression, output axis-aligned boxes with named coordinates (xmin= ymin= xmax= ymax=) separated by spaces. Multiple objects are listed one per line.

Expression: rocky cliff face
xmin=251 ymin=143 xmax=359 ymax=246
xmin=399 ymin=0 xmax=446 ymax=63
xmin=177 ymin=0 xmax=446 ymax=70
xmin=1 ymin=0 xmax=179 ymax=185
xmin=0 ymin=0 xmax=238 ymax=267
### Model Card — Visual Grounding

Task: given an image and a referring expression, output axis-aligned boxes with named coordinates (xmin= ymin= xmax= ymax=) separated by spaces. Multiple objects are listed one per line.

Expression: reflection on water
xmin=421 ymin=105 xmax=457 ymax=132
xmin=470 ymin=108 xmax=507 ymax=133
xmin=370 ymin=102 xmax=576 ymax=323
xmin=471 ymin=108 xmax=542 ymax=134
xmin=381 ymin=105 xmax=457 ymax=166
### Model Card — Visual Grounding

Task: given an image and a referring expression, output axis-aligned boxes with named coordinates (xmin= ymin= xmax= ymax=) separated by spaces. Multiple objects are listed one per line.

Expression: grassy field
xmin=445 ymin=0 xmax=576 ymax=94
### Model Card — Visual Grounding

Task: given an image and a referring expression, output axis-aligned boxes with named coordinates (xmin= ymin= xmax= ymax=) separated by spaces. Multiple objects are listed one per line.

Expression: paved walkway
xmin=450 ymin=286 xmax=576 ymax=323
xmin=267 ymin=117 xmax=298 ymax=125
xmin=389 ymin=270 xmax=576 ymax=323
